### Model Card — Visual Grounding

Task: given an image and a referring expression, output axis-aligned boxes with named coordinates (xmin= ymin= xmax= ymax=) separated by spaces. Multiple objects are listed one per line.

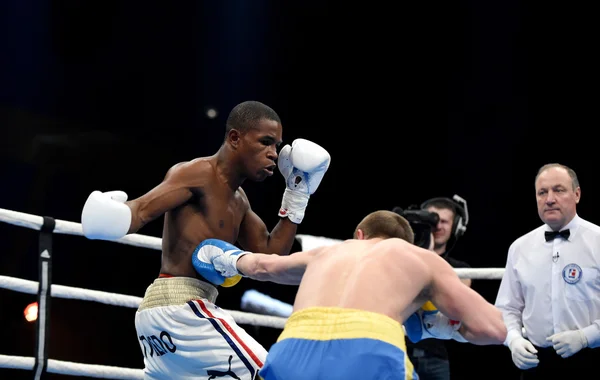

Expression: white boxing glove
xmin=81 ymin=190 xmax=132 ymax=241
xmin=277 ymin=138 xmax=331 ymax=224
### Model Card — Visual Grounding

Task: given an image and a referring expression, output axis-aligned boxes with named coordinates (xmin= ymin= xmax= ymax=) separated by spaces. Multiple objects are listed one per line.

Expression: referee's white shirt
xmin=495 ymin=214 xmax=600 ymax=348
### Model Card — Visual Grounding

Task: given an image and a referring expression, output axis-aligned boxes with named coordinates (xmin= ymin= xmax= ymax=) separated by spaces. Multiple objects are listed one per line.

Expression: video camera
xmin=392 ymin=206 xmax=439 ymax=249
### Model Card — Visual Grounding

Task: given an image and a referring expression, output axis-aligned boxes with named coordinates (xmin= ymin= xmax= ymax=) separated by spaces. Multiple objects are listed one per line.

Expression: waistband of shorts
xmin=277 ymin=306 xmax=406 ymax=351
xmin=138 ymin=277 xmax=218 ymax=311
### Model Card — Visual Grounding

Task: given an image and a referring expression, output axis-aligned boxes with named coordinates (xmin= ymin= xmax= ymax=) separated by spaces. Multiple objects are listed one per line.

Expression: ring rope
xmin=0 ymin=207 xmax=161 ymax=250
xmin=0 ymin=275 xmax=288 ymax=329
xmin=0 ymin=207 xmax=505 ymax=279
xmin=0 ymin=354 xmax=144 ymax=379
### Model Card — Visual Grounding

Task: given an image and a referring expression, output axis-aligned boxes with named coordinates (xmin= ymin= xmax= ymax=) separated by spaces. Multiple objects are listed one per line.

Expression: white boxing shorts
xmin=134 ymin=276 xmax=267 ymax=380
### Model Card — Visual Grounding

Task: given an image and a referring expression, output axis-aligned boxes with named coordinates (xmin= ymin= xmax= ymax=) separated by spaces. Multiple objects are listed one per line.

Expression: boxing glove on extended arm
xmin=277 ymin=139 xmax=331 ymax=224
xmin=192 ymin=239 xmax=252 ymax=286
xmin=81 ymin=190 xmax=132 ymax=240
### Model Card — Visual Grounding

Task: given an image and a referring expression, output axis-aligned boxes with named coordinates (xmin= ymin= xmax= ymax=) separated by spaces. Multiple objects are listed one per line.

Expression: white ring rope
xmin=0 ymin=275 xmax=287 ymax=329
xmin=0 ymin=207 xmax=162 ymax=250
xmin=0 ymin=354 xmax=144 ymax=379
xmin=0 ymin=206 xmax=506 ymax=379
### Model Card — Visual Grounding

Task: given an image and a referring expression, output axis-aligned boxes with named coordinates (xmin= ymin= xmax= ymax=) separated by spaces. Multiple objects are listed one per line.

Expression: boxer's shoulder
xmin=164 ymin=158 xmax=214 ymax=186
xmin=236 ymin=186 xmax=249 ymax=202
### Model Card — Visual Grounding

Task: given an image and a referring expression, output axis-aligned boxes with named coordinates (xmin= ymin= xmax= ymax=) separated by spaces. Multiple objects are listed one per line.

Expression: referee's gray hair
xmin=535 ymin=163 xmax=580 ymax=190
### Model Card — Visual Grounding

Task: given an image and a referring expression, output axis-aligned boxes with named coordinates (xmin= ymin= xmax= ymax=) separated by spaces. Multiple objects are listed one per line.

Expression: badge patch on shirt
xmin=562 ymin=263 xmax=583 ymax=284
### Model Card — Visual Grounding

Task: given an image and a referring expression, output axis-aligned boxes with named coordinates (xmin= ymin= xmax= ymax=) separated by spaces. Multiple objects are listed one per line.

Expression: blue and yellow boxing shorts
xmin=259 ymin=307 xmax=418 ymax=380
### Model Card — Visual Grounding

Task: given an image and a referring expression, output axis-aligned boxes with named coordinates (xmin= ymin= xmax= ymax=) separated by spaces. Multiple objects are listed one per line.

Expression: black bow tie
xmin=545 ymin=229 xmax=570 ymax=242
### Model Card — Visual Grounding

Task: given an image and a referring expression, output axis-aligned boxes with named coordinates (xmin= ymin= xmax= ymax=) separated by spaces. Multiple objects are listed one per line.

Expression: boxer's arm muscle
xmin=424 ymin=252 xmax=507 ymax=345
xmin=126 ymin=163 xmax=195 ymax=233
xmin=236 ymin=247 xmax=322 ymax=285
xmin=236 ymin=188 xmax=298 ymax=256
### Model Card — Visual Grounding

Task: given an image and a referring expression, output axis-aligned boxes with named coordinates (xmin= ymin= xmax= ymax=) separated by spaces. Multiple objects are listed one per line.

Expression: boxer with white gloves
xmin=81 ymin=140 xmax=330 ymax=242
xmin=79 ymin=101 xmax=330 ymax=380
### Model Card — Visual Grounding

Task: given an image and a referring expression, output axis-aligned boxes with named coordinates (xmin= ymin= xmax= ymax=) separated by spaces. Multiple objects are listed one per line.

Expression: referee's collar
xmin=543 ymin=213 xmax=580 ymax=240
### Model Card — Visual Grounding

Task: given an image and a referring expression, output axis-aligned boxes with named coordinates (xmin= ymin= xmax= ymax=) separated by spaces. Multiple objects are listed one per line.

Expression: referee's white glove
xmin=547 ymin=329 xmax=588 ymax=358
xmin=508 ymin=337 xmax=539 ymax=370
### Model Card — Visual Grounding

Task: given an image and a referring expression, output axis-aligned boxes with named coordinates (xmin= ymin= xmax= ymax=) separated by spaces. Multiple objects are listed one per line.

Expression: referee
xmin=495 ymin=163 xmax=600 ymax=378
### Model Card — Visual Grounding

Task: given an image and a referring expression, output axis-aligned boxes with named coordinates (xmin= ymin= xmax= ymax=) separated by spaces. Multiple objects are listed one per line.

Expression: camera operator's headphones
xmin=420 ymin=194 xmax=469 ymax=239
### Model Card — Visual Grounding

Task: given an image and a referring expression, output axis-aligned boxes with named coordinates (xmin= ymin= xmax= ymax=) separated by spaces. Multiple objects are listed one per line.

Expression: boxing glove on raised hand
xmin=277 ymin=138 xmax=331 ymax=224
xmin=81 ymin=190 xmax=132 ymax=240
xmin=192 ymin=239 xmax=252 ymax=286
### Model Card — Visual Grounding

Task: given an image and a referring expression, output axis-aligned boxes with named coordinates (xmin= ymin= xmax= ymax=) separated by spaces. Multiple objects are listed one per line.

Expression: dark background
xmin=1 ymin=1 xmax=598 ymax=379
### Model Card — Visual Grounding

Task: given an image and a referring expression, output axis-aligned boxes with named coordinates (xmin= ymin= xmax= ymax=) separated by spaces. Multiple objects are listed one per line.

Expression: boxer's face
xmin=239 ymin=118 xmax=282 ymax=181
xmin=536 ymin=167 xmax=580 ymax=230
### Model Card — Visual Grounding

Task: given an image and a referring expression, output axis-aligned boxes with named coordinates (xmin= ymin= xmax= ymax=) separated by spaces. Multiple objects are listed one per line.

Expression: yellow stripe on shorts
xmin=277 ymin=307 xmax=407 ymax=352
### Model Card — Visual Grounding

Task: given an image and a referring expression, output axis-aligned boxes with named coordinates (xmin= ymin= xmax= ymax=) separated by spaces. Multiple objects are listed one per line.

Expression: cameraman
xmin=394 ymin=195 xmax=472 ymax=380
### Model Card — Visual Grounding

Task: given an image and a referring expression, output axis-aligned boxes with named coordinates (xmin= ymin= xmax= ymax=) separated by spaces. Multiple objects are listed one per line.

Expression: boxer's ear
xmin=228 ymin=129 xmax=242 ymax=149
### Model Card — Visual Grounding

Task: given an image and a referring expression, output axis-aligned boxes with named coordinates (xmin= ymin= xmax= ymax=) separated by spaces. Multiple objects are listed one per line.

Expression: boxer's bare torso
xmin=159 ymin=158 xmax=250 ymax=278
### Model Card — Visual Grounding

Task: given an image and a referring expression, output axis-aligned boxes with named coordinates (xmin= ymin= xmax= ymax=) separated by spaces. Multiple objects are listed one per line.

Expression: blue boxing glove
xmin=192 ymin=239 xmax=252 ymax=287
xmin=404 ymin=301 xmax=466 ymax=343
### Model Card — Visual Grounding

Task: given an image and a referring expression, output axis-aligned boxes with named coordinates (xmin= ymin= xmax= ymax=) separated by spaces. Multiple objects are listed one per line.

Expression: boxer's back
xmin=293 ymin=238 xmax=433 ymax=324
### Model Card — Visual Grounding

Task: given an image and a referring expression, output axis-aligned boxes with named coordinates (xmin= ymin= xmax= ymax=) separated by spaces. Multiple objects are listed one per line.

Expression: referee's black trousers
xmin=520 ymin=345 xmax=599 ymax=379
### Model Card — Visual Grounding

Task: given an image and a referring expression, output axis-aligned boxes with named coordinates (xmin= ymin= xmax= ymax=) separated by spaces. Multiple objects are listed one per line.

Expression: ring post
xmin=33 ymin=216 xmax=56 ymax=380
